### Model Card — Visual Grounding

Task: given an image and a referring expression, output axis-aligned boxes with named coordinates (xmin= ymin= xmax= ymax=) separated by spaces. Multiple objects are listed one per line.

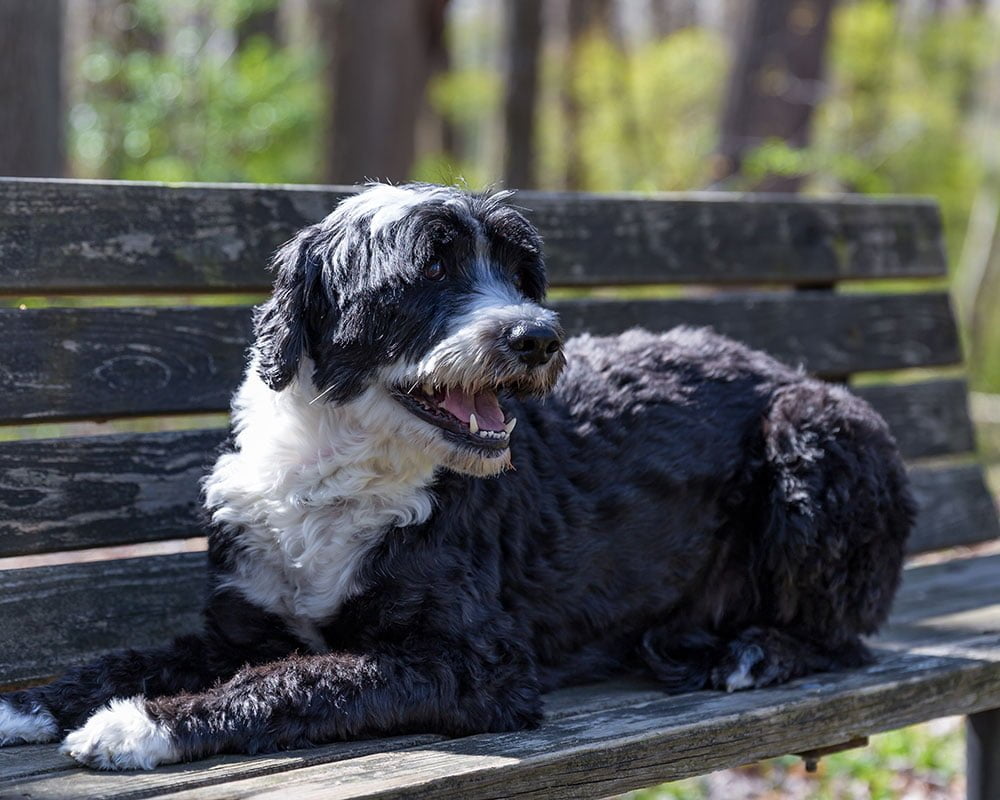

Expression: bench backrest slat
xmin=0 ymin=293 xmax=960 ymax=423
xmin=0 ymin=180 xmax=946 ymax=293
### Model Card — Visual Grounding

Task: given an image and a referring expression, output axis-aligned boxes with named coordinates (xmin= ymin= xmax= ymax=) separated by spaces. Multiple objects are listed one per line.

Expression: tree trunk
xmin=236 ymin=1 xmax=282 ymax=49
xmin=0 ymin=0 xmax=65 ymax=177
xmin=315 ymin=0 xmax=448 ymax=185
xmin=714 ymin=0 xmax=837 ymax=192
xmin=562 ymin=0 xmax=614 ymax=190
xmin=503 ymin=0 xmax=544 ymax=189
xmin=649 ymin=0 xmax=697 ymax=38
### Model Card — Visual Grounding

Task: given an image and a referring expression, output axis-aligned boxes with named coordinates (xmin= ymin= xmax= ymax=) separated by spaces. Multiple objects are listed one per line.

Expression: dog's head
xmin=252 ymin=183 xmax=565 ymax=477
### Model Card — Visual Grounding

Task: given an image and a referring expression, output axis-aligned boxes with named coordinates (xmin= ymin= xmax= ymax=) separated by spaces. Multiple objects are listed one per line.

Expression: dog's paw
xmin=0 ymin=698 xmax=59 ymax=746
xmin=61 ymin=697 xmax=179 ymax=770
xmin=712 ymin=643 xmax=767 ymax=693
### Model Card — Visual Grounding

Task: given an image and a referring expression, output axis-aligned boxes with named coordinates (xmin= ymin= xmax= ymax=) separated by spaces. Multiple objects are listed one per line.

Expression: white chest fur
xmin=204 ymin=365 xmax=438 ymax=649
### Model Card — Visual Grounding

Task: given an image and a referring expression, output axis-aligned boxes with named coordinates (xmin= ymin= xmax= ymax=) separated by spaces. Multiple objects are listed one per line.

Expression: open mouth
xmin=391 ymin=383 xmax=517 ymax=453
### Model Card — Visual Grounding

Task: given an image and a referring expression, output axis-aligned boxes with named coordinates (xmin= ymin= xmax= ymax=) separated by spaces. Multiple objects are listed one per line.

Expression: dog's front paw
xmin=0 ymin=698 xmax=59 ymax=745
xmin=61 ymin=697 xmax=179 ymax=770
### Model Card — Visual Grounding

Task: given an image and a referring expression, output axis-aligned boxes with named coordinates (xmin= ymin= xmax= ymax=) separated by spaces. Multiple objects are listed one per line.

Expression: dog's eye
xmin=512 ymin=272 xmax=524 ymax=291
xmin=423 ymin=261 xmax=445 ymax=281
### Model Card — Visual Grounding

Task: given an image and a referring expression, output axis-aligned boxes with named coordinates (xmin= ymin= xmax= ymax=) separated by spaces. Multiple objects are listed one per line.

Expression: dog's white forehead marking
xmin=330 ymin=183 xmax=512 ymax=238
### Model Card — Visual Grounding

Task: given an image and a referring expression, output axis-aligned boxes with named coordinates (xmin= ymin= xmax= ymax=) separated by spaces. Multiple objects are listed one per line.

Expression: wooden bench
xmin=1 ymin=178 xmax=998 ymax=799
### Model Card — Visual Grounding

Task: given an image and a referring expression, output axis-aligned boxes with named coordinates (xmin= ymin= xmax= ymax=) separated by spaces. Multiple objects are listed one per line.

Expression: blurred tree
xmin=649 ymin=0 xmax=697 ymax=37
xmin=0 ymin=0 xmax=65 ymax=177
xmin=236 ymin=0 xmax=281 ymax=49
xmin=503 ymin=0 xmax=545 ymax=189
xmin=715 ymin=0 xmax=837 ymax=191
xmin=314 ymin=0 xmax=449 ymax=184
xmin=419 ymin=0 xmax=458 ymax=166
xmin=563 ymin=0 xmax=615 ymax=189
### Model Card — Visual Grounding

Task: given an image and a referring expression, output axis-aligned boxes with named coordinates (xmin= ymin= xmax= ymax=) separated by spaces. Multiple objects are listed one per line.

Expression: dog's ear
xmin=253 ymin=226 xmax=334 ymax=391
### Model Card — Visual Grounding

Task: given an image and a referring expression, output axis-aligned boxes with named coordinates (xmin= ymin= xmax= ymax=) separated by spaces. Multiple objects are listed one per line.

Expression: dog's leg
xmin=62 ymin=646 xmax=542 ymax=770
xmin=641 ymin=624 xmax=871 ymax=693
xmin=0 ymin=634 xmax=226 ymax=746
xmin=707 ymin=627 xmax=872 ymax=692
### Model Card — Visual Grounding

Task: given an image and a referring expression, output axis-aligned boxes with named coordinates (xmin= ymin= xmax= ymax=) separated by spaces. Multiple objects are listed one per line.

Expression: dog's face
xmin=252 ymin=183 xmax=566 ymax=477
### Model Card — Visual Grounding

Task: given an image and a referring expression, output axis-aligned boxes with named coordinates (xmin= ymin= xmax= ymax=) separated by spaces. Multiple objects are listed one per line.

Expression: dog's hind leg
xmin=640 ymin=624 xmax=871 ymax=694
xmin=707 ymin=626 xmax=872 ymax=692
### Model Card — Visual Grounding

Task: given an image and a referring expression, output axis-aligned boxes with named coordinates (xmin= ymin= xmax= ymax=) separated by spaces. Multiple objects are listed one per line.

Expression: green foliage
xmin=619 ymin=719 xmax=963 ymax=799
xmin=537 ymin=28 xmax=727 ymax=191
xmin=70 ymin=0 xmax=321 ymax=183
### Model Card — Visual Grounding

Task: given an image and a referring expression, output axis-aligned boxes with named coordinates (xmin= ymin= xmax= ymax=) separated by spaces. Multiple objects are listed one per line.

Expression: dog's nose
xmin=507 ymin=322 xmax=562 ymax=367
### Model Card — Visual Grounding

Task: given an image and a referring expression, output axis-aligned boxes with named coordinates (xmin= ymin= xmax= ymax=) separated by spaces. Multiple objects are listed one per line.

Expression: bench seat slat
xmin=0 ymin=293 xmax=960 ymax=423
xmin=2 ymin=555 xmax=998 ymax=799
xmin=0 ymin=385 xmax=982 ymax=558
xmin=0 ymin=464 xmax=991 ymax=687
xmin=0 ymin=179 xmax=946 ymax=292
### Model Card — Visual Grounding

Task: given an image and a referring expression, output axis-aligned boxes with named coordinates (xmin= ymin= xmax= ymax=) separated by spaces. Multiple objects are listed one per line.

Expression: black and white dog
xmin=0 ymin=184 xmax=914 ymax=769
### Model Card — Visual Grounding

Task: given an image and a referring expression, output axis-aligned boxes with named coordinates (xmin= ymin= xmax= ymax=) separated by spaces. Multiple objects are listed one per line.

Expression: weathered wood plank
xmin=0 ymin=554 xmax=205 ymax=687
xmin=0 ymin=306 xmax=252 ymax=423
xmin=0 ymin=430 xmax=224 ymax=557
xmin=0 ymin=179 xmax=946 ymax=292
xmin=885 ymin=553 xmax=1000 ymax=634
xmin=4 ymin=636 xmax=998 ymax=800
xmin=855 ymin=379 xmax=975 ymax=461
xmin=908 ymin=465 xmax=1000 ymax=554
xmin=0 ymin=293 xmax=960 ymax=423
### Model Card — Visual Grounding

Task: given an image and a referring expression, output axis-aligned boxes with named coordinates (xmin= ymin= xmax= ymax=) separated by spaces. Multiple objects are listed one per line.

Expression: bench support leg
xmin=967 ymin=708 xmax=1000 ymax=800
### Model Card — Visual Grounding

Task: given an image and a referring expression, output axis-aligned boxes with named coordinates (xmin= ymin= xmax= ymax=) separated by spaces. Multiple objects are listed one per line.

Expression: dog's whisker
xmin=308 ymin=383 xmax=338 ymax=405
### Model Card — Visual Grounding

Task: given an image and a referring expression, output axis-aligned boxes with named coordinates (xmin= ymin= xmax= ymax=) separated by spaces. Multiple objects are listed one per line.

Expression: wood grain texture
xmin=0 ymin=553 xmax=205 ymax=687
xmin=0 ymin=379 xmax=980 ymax=558
xmin=908 ymin=465 xmax=1000 ymax=553
xmin=855 ymin=379 xmax=975 ymax=461
xmin=0 ymin=179 xmax=946 ymax=292
xmin=0 ymin=292 xmax=960 ymax=423
xmin=0 ymin=306 xmax=252 ymax=423
xmin=0 ymin=429 xmax=226 ymax=557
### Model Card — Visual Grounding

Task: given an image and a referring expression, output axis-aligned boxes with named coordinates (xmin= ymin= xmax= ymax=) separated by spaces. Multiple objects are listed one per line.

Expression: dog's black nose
xmin=507 ymin=322 xmax=562 ymax=367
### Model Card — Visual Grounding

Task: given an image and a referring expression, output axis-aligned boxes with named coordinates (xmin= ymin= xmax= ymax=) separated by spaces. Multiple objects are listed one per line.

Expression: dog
xmin=0 ymin=183 xmax=914 ymax=770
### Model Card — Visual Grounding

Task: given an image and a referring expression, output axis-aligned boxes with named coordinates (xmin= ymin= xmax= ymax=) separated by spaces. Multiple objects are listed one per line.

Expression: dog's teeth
xmin=423 ymin=382 xmax=434 ymax=396
xmin=469 ymin=413 xmax=479 ymax=434
xmin=504 ymin=417 xmax=517 ymax=434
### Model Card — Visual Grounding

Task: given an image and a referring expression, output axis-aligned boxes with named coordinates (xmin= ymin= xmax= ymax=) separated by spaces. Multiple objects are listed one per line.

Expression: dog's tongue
xmin=440 ymin=389 xmax=505 ymax=431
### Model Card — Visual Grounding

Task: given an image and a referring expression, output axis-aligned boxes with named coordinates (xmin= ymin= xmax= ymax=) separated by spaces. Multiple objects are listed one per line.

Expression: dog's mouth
xmin=391 ymin=383 xmax=516 ymax=453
